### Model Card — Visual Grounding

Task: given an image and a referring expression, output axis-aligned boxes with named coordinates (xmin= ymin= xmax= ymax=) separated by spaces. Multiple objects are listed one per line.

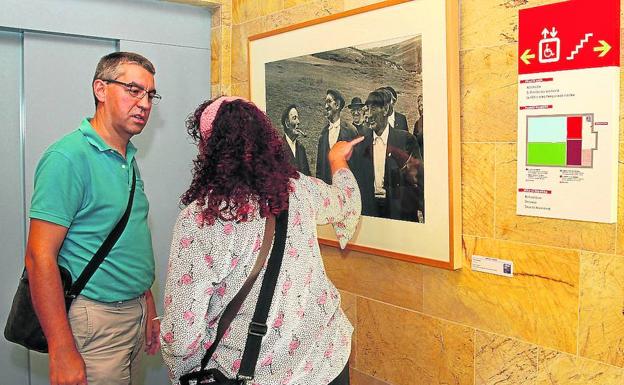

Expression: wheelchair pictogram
xmin=539 ymin=37 xmax=560 ymax=63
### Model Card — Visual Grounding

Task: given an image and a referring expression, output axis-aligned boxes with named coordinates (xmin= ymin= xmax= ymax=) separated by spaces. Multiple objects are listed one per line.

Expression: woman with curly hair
xmin=160 ymin=96 xmax=363 ymax=385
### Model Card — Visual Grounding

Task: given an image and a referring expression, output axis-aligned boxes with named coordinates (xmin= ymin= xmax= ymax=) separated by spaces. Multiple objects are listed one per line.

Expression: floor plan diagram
xmin=526 ymin=114 xmax=597 ymax=167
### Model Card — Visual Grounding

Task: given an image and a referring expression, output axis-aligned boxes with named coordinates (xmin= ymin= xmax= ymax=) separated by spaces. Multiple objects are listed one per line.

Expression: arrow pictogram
xmin=593 ymin=40 xmax=611 ymax=57
xmin=521 ymin=49 xmax=535 ymax=64
xmin=541 ymin=27 xmax=558 ymax=38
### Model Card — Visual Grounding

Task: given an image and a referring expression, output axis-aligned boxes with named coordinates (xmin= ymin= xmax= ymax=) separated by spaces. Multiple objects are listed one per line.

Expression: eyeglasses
xmin=101 ymin=79 xmax=162 ymax=105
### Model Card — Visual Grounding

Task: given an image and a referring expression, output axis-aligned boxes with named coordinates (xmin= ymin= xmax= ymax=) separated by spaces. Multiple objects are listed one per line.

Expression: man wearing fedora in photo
xmin=347 ymin=96 xmax=368 ymax=136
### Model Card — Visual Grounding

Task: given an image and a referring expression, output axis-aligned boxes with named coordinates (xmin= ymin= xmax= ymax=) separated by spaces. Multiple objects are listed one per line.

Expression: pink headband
xmin=200 ymin=96 xmax=244 ymax=140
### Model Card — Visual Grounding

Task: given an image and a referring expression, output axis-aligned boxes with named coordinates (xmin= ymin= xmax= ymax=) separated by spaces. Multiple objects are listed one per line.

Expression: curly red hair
xmin=181 ymin=97 xmax=299 ymax=224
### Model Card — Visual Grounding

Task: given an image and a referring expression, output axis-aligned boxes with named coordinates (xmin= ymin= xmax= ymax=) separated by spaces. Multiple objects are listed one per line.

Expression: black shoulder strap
xmin=237 ymin=208 xmax=288 ymax=380
xmin=66 ymin=169 xmax=136 ymax=299
xmin=199 ymin=215 xmax=276 ymax=369
xmin=198 ymin=208 xmax=289 ymax=378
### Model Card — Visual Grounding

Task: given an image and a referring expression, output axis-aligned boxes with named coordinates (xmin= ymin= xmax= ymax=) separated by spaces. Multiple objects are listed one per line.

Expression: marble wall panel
xmin=350 ymin=368 xmax=392 ymax=385
xmin=461 ymin=143 xmax=495 ymax=237
xmin=264 ymin=0 xmax=343 ymax=31
xmin=423 ymin=236 xmax=579 ymax=353
xmin=211 ymin=27 xmax=221 ymax=85
xmin=231 ymin=18 xmax=267 ymax=84
xmin=475 ymin=331 xmax=538 ymax=385
xmin=536 ymin=349 xmax=624 ymax=385
xmin=617 ymin=142 xmax=624 ymax=255
xmin=357 ymin=297 xmax=474 ymax=385
xmin=284 ymin=0 xmax=310 ymax=9
xmin=578 ymin=252 xmax=624 ymax=367
xmin=339 ymin=290 xmax=358 ymax=364
xmin=460 ymin=44 xmax=518 ymax=143
xmin=322 ymin=246 xmax=423 ymax=311
xmin=231 ymin=81 xmax=249 ymax=98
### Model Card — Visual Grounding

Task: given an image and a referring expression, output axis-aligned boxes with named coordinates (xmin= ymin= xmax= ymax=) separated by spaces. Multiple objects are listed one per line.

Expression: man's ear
xmin=93 ymin=79 xmax=107 ymax=104
xmin=383 ymin=104 xmax=390 ymax=117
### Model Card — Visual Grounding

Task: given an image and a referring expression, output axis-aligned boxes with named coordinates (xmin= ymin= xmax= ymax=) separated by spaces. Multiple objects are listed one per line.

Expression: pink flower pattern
xmin=163 ymin=331 xmax=174 ymax=344
xmin=324 ymin=342 xmax=335 ymax=359
xmin=281 ymin=275 xmax=292 ymax=296
xmin=260 ymin=351 xmax=274 ymax=375
xmin=232 ymin=358 xmax=241 ymax=372
xmin=180 ymin=236 xmax=193 ymax=249
xmin=183 ymin=310 xmax=195 ymax=326
xmin=178 ymin=265 xmax=194 ymax=285
xmin=318 ymin=290 xmax=328 ymax=314
xmin=280 ymin=369 xmax=293 ymax=385
xmin=304 ymin=268 xmax=313 ymax=287
xmin=160 ymin=169 xmax=360 ymax=384
xmin=253 ymin=235 xmax=262 ymax=252
xmin=272 ymin=311 xmax=285 ymax=337
xmin=288 ymin=335 xmax=300 ymax=356
xmin=230 ymin=255 xmax=240 ymax=269
xmin=194 ymin=212 xmax=205 ymax=227
xmin=293 ymin=211 xmax=302 ymax=227
xmin=287 ymin=246 xmax=298 ymax=259
xmin=203 ymin=254 xmax=214 ymax=268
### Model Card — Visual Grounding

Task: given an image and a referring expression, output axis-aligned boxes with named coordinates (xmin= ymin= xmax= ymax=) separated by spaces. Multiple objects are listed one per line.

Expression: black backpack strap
xmin=237 ymin=208 xmax=289 ymax=381
xmin=199 ymin=215 xmax=277 ymax=370
xmin=66 ymin=169 xmax=136 ymax=299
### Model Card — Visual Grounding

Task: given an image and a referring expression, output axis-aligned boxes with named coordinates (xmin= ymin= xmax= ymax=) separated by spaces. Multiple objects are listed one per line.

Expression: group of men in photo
xmin=280 ymin=87 xmax=425 ymax=223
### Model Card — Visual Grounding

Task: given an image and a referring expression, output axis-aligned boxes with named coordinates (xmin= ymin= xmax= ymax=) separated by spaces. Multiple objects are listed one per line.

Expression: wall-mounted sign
xmin=517 ymin=0 xmax=620 ymax=222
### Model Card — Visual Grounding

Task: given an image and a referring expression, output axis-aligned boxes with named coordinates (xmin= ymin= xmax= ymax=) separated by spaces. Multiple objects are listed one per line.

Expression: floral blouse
xmin=160 ymin=168 xmax=361 ymax=385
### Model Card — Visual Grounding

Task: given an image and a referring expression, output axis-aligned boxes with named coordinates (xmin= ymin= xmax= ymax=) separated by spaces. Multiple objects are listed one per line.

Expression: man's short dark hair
xmin=281 ymin=104 xmax=298 ymax=128
xmin=374 ymin=88 xmax=393 ymax=105
xmin=383 ymin=86 xmax=398 ymax=100
xmin=367 ymin=90 xmax=389 ymax=108
xmin=92 ymin=52 xmax=156 ymax=107
xmin=327 ymin=89 xmax=345 ymax=110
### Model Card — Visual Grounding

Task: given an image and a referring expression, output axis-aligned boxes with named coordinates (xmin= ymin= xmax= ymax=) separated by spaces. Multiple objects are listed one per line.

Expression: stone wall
xmin=179 ymin=1 xmax=624 ymax=384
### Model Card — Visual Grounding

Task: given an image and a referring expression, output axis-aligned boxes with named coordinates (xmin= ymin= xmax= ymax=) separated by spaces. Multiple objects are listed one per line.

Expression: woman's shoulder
xmin=289 ymin=172 xmax=315 ymax=197
xmin=173 ymin=202 xmax=203 ymax=231
xmin=290 ymin=172 xmax=324 ymax=190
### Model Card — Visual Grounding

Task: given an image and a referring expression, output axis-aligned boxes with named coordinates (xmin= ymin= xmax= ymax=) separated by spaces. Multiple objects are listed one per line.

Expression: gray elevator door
xmin=0 ymin=30 xmax=29 ymax=385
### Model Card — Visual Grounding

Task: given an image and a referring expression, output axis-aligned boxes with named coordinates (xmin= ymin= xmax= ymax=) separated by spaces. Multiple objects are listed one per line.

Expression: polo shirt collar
xmin=79 ymin=118 xmax=137 ymax=161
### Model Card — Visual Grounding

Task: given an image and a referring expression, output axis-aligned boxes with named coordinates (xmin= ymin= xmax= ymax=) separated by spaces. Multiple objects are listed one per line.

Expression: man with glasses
xmin=25 ymin=52 xmax=161 ymax=385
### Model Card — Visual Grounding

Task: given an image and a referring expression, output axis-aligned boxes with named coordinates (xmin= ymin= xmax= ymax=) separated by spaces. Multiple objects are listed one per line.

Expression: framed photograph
xmin=249 ymin=0 xmax=461 ymax=269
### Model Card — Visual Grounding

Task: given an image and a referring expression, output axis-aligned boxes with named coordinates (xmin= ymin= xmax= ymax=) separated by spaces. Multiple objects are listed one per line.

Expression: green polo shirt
xmin=30 ymin=119 xmax=154 ymax=302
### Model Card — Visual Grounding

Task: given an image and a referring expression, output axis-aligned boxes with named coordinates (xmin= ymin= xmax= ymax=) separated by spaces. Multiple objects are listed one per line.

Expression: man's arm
xmin=25 ymin=219 xmax=87 ymax=385
xmin=143 ymin=288 xmax=160 ymax=355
